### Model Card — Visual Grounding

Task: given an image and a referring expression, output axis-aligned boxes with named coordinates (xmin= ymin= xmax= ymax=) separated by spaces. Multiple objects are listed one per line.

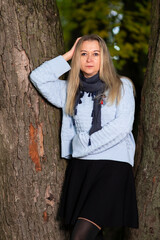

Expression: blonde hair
xmin=65 ymin=34 xmax=122 ymax=116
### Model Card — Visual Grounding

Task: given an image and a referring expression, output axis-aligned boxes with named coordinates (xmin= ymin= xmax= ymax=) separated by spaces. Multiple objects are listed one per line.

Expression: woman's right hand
xmin=62 ymin=37 xmax=81 ymax=61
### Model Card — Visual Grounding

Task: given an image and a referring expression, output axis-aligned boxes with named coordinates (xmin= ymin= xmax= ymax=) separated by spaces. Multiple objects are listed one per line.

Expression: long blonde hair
xmin=65 ymin=34 xmax=122 ymax=116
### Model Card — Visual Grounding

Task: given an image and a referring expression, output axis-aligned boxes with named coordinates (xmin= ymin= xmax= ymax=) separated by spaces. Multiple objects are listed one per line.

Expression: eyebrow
xmin=80 ymin=50 xmax=100 ymax=52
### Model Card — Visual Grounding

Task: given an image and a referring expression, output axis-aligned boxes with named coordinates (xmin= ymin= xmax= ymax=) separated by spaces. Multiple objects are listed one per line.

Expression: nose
xmin=86 ymin=54 xmax=92 ymax=62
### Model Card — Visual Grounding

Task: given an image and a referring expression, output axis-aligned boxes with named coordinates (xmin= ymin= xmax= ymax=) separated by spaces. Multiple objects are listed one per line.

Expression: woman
xmin=30 ymin=34 xmax=138 ymax=240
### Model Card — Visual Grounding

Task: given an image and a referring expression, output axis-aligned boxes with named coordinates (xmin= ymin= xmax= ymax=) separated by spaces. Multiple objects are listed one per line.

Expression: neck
xmin=79 ymin=71 xmax=105 ymax=93
xmin=80 ymin=71 xmax=99 ymax=83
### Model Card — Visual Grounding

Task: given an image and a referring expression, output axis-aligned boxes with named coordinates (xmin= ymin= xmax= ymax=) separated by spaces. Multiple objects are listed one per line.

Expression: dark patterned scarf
xmin=74 ymin=72 xmax=105 ymax=144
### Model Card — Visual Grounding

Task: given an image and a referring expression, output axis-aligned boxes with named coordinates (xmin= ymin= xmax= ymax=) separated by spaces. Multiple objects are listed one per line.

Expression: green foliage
xmin=57 ymin=0 xmax=151 ymax=73
xmin=110 ymin=0 xmax=151 ymax=71
xmin=57 ymin=0 xmax=122 ymax=49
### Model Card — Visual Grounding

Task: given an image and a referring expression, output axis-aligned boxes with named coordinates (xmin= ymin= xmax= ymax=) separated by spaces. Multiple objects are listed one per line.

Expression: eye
xmin=81 ymin=52 xmax=87 ymax=56
xmin=94 ymin=52 xmax=99 ymax=56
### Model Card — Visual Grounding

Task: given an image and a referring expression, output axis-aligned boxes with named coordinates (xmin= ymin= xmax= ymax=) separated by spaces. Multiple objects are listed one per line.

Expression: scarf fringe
xmin=88 ymin=137 xmax=91 ymax=146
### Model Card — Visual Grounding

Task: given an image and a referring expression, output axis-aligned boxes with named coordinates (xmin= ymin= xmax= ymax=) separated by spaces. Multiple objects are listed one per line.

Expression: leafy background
xmin=57 ymin=0 xmax=150 ymax=83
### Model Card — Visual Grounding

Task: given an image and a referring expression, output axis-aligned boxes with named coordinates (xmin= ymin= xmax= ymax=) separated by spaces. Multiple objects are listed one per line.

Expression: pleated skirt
xmin=59 ymin=158 xmax=138 ymax=229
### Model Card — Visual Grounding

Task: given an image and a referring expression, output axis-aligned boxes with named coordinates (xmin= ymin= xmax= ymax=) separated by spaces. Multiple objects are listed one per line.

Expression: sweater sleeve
xmin=72 ymin=78 xmax=135 ymax=158
xmin=30 ymin=55 xmax=71 ymax=108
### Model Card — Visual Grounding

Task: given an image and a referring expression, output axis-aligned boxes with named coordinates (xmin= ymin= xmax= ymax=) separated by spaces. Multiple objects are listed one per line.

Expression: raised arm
xmin=30 ymin=56 xmax=70 ymax=108
xmin=30 ymin=37 xmax=81 ymax=108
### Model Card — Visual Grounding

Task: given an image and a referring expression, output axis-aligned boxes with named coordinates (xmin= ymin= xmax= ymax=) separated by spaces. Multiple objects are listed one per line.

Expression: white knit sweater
xmin=30 ymin=55 xmax=136 ymax=166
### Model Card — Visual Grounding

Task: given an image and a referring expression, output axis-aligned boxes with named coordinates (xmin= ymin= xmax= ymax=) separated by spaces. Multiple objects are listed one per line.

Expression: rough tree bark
xmin=0 ymin=0 xmax=67 ymax=239
xmin=128 ymin=0 xmax=160 ymax=239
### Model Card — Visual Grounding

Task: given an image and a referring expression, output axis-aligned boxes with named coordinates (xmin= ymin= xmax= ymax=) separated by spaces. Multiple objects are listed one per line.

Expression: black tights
xmin=70 ymin=219 xmax=124 ymax=240
xmin=70 ymin=219 xmax=102 ymax=240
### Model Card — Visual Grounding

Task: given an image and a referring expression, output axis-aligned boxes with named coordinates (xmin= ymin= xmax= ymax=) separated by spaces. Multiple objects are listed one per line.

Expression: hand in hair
xmin=62 ymin=37 xmax=81 ymax=61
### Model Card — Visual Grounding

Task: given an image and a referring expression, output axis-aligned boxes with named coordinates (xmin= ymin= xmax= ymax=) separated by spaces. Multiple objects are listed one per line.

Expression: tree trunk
xmin=0 ymin=0 xmax=67 ymax=239
xmin=128 ymin=0 xmax=160 ymax=239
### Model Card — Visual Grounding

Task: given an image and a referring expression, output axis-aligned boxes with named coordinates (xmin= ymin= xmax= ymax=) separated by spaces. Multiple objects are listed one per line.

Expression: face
xmin=80 ymin=40 xmax=101 ymax=78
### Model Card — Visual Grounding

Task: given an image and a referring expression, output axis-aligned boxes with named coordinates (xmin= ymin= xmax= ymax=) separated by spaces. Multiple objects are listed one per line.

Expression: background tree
xmin=0 ymin=0 xmax=67 ymax=239
xmin=127 ymin=0 xmax=160 ymax=239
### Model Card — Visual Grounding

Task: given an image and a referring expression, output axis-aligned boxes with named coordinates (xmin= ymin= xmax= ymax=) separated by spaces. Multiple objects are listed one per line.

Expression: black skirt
xmin=59 ymin=158 xmax=138 ymax=229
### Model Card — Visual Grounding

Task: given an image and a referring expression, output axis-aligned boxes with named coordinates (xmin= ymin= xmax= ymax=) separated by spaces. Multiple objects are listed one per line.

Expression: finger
xmin=71 ymin=37 xmax=81 ymax=52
